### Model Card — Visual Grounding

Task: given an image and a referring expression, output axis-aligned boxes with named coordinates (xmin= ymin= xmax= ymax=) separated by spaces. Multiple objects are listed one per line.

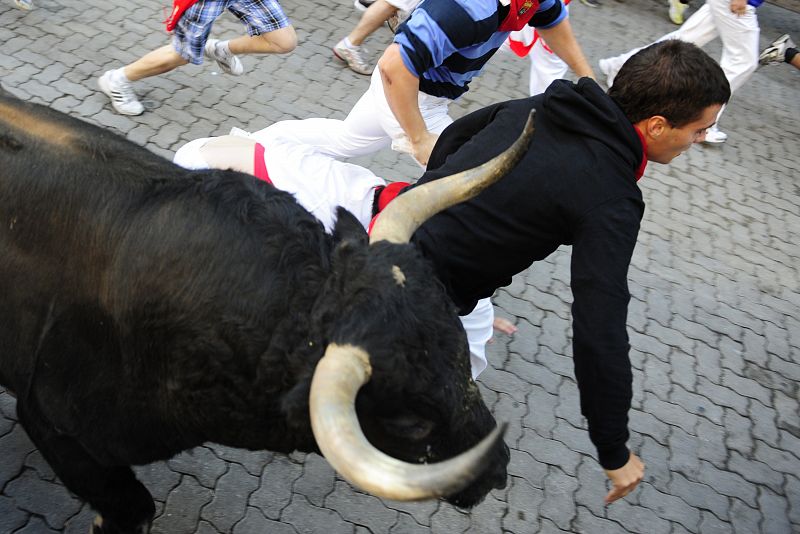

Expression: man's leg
xmin=97 ymin=0 xmax=225 ymax=115
xmin=708 ymin=0 xmax=759 ymax=93
xmin=334 ymin=0 xmax=420 ymax=75
xmin=599 ymin=2 xmax=717 ymax=87
xmin=98 ymin=46 xmax=187 ymax=116
xmin=460 ymin=299 xmax=495 ymax=379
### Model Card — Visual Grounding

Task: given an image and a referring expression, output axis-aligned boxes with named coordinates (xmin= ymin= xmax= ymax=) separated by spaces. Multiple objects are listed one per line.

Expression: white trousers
xmin=173 ymin=130 xmax=493 ymax=378
xmin=273 ymin=68 xmax=454 ymax=161
xmin=528 ymin=37 xmax=570 ymax=96
xmin=603 ymin=0 xmax=759 ymax=118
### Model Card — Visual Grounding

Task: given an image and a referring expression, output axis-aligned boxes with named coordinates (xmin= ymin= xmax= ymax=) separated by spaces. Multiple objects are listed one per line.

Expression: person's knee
xmin=261 ymin=26 xmax=297 ymax=54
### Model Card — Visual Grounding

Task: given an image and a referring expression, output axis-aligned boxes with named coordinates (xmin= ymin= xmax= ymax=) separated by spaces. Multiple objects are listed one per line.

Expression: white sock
xmin=343 ymin=37 xmax=357 ymax=49
xmin=218 ymin=40 xmax=232 ymax=56
xmin=111 ymin=68 xmax=131 ymax=84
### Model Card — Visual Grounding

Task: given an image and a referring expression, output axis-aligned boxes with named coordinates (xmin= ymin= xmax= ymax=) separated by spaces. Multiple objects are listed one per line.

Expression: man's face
xmin=647 ymin=104 xmax=723 ymax=164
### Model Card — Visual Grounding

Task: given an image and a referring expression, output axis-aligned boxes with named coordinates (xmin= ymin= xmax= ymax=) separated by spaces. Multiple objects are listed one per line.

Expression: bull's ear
xmin=332 ymin=207 xmax=368 ymax=247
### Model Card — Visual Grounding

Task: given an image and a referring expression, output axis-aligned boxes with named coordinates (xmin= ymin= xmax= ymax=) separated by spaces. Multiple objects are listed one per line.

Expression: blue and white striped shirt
xmin=394 ymin=0 xmax=566 ymax=99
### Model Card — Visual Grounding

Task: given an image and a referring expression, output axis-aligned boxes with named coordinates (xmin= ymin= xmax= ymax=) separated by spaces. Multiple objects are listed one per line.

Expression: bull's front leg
xmin=16 ymin=401 xmax=155 ymax=534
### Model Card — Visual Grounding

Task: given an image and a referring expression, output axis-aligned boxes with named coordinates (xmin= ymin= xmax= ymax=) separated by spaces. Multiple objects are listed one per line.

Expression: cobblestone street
xmin=1 ymin=0 xmax=799 ymax=532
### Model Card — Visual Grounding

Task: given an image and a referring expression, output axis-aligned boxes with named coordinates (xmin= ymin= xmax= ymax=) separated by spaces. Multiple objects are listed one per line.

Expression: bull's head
xmin=306 ymin=112 xmax=535 ymax=507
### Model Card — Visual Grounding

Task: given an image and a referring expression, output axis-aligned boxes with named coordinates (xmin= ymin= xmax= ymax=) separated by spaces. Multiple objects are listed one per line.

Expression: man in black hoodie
xmin=174 ymin=39 xmax=730 ymax=504
xmin=408 ymin=39 xmax=730 ymax=503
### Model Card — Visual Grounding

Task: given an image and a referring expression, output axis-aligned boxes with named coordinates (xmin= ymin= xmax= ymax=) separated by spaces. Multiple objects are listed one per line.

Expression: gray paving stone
xmin=292 ymin=453 xmax=336 ymax=508
xmin=151 ymin=475 xmax=214 ymax=534
xmin=133 ymin=461 xmax=182 ymax=502
xmin=389 ymin=513 xmax=428 ymax=534
xmin=429 ymin=503 xmax=470 ymax=534
xmin=572 ymin=506 xmax=630 ymax=534
xmin=668 ymin=472 xmax=729 ymax=523
xmin=699 ymin=510 xmax=735 ymax=534
xmin=282 ymin=495 xmax=354 ymax=534
xmin=758 ymin=487 xmax=793 ymax=534
xmin=502 ymin=476 xmax=543 ymax=534
xmin=638 ymin=484 xmax=700 ymax=532
xmin=752 ymin=440 xmax=800 ymax=478
xmin=607 ymin=500 xmax=672 ymax=534
xmin=670 ymin=385 xmax=724 ymax=426
xmin=517 ymin=430 xmax=581 ymax=477
xmin=728 ymin=498 xmax=762 ymax=534
xmin=538 ymin=467 xmax=578 ymax=531
xmin=694 ymin=461 xmax=757 ymax=508
xmin=325 ymin=482 xmax=398 ymax=534
xmin=167 ymin=447 xmax=227 ymax=489
xmin=4 ymin=469 xmax=82 ymax=530
xmin=0 ymin=494 xmax=29 ymax=534
xmin=15 ymin=515 xmax=60 ymax=534
xmin=0 ymin=425 xmax=36 ymax=490
xmin=233 ymin=507 xmax=298 ymax=534
xmin=200 ymin=463 xmax=260 ymax=533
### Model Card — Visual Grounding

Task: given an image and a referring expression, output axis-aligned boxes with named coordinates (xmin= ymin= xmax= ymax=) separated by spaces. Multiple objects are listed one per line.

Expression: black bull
xmin=0 ymin=92 xmax=533 ymax=533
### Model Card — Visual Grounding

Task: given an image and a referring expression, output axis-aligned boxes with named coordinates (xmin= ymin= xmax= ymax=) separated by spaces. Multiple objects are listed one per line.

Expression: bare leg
xmin=348 ymin=0 xmax=397 ymax=46
xmin=229 ymin=27 xmax=298 ymax=55
xmin=124 ymin=45 xmax=188 ymax=82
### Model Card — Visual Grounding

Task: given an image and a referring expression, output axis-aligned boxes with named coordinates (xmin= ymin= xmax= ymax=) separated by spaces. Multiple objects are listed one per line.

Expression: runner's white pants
xmin=272 ymin=68 xmax=454 ymax=162
xmin=173 ymin=128 xmax=493 ymax=378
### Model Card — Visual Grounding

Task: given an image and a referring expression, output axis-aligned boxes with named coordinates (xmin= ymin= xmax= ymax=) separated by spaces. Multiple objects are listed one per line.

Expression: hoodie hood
xmin=541 ymin=78 xmax=645 ymax=175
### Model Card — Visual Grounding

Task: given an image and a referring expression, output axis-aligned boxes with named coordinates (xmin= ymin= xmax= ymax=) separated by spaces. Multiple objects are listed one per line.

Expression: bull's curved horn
xmin=369 ymin=110 xmax=535 ymax=245
xmin=309 ymin=343 xmax=506 ymax=501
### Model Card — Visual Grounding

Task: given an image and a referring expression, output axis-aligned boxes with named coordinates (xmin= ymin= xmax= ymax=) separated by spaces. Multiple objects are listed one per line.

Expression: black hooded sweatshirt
xmin=410 ymin=78 xmax=646 ymax=470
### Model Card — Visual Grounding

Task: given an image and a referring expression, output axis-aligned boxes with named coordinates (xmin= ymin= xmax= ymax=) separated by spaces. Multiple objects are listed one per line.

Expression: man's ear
xmin=332 ymin=207 xmax=368 ymax=246
xmin=645 ymin=115 xmax=670 ymax=139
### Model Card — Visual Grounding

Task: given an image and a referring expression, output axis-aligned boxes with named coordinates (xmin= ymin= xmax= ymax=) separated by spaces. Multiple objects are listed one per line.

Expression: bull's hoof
xmin=90 ymin=515 xmax=150 ymax=534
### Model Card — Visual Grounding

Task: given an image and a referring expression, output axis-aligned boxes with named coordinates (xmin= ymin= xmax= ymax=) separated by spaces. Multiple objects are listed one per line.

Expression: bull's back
xmin=0 ymin=92 xmax=331 ymax=408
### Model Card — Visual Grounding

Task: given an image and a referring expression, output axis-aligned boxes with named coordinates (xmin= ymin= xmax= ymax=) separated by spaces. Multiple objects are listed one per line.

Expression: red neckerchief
xmin=632 ymin=126 xmax=648 ymax=181
xmin=253 ymin=143 xmax=272 ymax=184
xmin=498 ymin=0 xmax=540 ymax=32
xmin=367 ymin=182 xmax=411 ymax=235
xmin=165 ymin=0 xmax=200 ymax=32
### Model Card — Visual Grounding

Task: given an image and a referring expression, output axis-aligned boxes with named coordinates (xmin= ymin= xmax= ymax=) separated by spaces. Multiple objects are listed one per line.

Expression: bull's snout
xmin=446 ymin=438 xmax=510 ymax=509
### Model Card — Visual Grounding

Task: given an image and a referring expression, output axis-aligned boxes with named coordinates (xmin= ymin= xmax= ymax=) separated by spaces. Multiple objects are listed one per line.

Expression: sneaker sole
xmin=97 ymin=76 xmax=144 ymax=116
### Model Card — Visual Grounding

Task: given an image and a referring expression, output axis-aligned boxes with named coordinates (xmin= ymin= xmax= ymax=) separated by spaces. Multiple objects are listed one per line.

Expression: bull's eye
xmin=379 ymin=414 xmax=435 ymax=441
xmin=391 ymin=265 xmax=406 ymax=286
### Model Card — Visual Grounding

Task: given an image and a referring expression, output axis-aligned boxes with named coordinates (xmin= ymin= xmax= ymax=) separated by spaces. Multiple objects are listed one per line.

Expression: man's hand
xmin=730 ymin=0 xmax=747 ymax=15
xmin=410 ymin=131 xmax=438 ymax=167
xmin=604 ymin=452 xmax=645 ymax=504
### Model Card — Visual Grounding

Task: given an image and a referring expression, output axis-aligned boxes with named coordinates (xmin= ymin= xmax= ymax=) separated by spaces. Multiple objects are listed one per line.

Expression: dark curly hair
xmin=609 ymin=40 xmax=731 ymax=127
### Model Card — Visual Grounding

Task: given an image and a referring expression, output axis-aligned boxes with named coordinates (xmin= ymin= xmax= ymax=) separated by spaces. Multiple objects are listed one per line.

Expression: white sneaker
xmin=598 ymin=58 xmax=618 ymax=88
xmin=759 ymin=34 xmax=796 ymax=66
xmin=703 ymin=125 xmax=727 ymax=144
xmin=204 ymin=39 xmax=244 ymax=76
xmin=13 ymin=0 xmax=34 ymax=10
xmin=98 ymin=70 xmax=144 ymax=116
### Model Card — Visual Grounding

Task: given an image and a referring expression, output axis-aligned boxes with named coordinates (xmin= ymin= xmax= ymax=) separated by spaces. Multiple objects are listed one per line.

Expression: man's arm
xmin=570 ymin=197 xmax=645 ymax=502
xmin=536 ymin=17 xmax=595 ymax=79
xmin=377 ymin=44 xmax=438 ymax=166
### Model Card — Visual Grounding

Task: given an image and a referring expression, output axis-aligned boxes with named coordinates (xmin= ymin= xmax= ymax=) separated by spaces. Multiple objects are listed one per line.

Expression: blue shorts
xmin=172 ymin=0 xmax=291 ymax=65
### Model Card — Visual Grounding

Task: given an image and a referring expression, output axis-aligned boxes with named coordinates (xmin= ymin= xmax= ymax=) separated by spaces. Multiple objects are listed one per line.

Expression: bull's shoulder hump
xmin=0 ymin=99 xmax=79 ymax=150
